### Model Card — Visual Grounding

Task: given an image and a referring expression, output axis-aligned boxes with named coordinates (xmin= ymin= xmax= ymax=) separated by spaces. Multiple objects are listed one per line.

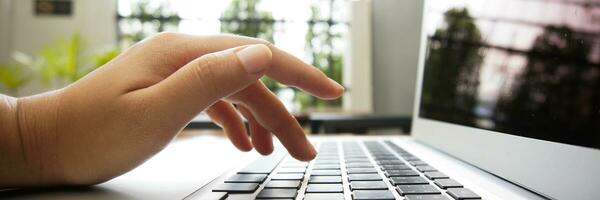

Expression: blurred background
xmin=0 ymin=0 xmax=421 ymax=134
xmin=0 ymin=0 xmax=598 ymax=138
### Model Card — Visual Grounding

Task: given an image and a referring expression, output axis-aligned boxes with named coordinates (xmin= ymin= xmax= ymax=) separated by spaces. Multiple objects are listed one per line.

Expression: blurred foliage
xmin=220 ymin=0 xmax=274 ymax=42
xmin=0 ymin=63 xmax=31 ymax=95
xmin=120 ymin=0 xmax=179 ymax=45
xmin=220 ymin=0 xmax=281 ymax=93
xmin=37 ymin=33 xmax=83 ymax=82
xmin=116 ymin=0 xmax=347 ymax=110
xmin=303 ymin=3 xmax=343 ymax=109
xmin=0 ymin=33 xmax=120 ymax=95
xmin=421 ymin=8 xmax=483 ymax=124
xmin=34 ymin=33 xmax=119 ymax=84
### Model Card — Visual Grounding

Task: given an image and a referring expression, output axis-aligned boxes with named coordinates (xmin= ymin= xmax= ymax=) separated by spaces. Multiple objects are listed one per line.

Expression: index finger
xmin=229 ymin=82 xmax=317 ymax=161
xmin=157 ymin=33 xmax=344 ymax=99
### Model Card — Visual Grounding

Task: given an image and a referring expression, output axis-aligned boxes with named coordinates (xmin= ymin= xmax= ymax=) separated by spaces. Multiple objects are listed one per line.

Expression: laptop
xmin=4 ymin=0 xmax=598 ymax=199
xmin=185 ymin=0 xmax=600 ymax=199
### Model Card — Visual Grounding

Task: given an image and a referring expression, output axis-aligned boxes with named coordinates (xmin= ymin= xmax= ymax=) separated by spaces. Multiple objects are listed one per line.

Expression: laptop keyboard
xmin=204 ymin=140 xmax=481 ymax=200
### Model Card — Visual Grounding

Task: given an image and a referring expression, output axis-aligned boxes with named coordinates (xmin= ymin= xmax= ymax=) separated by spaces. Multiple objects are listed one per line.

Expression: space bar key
xmin=237 ymin=149 xmax=285 ymax=174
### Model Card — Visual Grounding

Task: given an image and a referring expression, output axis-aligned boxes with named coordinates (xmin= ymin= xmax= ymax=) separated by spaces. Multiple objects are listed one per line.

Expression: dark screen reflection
xmin=420 ymin=0 xmax=600 ymax=149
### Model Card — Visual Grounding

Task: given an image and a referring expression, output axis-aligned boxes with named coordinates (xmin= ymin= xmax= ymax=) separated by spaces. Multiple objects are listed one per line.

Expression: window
xmin=117 ymin=0 xmax=350 ymax=112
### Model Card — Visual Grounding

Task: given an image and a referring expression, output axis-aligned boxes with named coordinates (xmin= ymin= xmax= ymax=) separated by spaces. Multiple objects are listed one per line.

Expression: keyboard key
xmin=405 ymin=195 xmax=450 ymax=200
xmin=281 ymin=163 xmax=309 ymax=168
xmin=377 ymin=160 xmax=404 ymax=165
xmin=224 ymin=174 xmax=267 ymax=183
xmin=348 ymin=174 xmax=383 ymax=181
xmin=345 ymin=158 xmax=370 ymax=163
xmin=403 ymin=156 xmax=421 ymax=161
xmin=313 ymin=164 xmax=341 ymax=169
xmin=265 ymin=180 xmax=301 ymax=189
xmin=409 ymin=161 xmax=428 ymax=166
xmin=311 ymin=170 xmax=341 ymax=176
xmin=397 ymin=152 xmax=413 ymax=156
xmin=271 ymin=173 xmax=305 ymax=180
xmin=350 ymin=181 xmax=389 ymax=190
xmin=347 ymin=168 xmax=378 ymax=174
xmin=374 ymin=156 xmax=398 ymax=160
xmin=284 ymin=160 xmax=309 ymax=165
xmin=345 ymin=155 xmax=368 ymax=159
xmin=424 ymin=172 xmax=449 ymax=179
xmin=380 ymin=164 xmax=411 ymax=170
xmin=278 ymin=167 xmax=307 ymax=173
xmin=446 ymin=188 xmax=481 ymax=199
xmin=315 ymin=160 xmax=340 ymax=164
xmin=309 ymin=176 xmax=342 ymax=183
xmin=396 ymin=185 xmax=441 ymax=195
xmin=434 ymin=179 xmax=463 ymax=189
xmin=416 ymin=165 xmax=437 ymax=172
xmin=316 ymin=155 xmax=339 ymax=158
xmin=303 ymin=193 xmax=345 ymax=200
xmin=385 ymin=170 xmax=419 ymax=177
xmin=256 ymin=188 xmax=298 ymax=199
xmin=212 ymin=183 xmax=259 ymax=193
xmin=204 ymin=192 xmax=227 ymax=200
xmin=306 ymin=184 xmax=343 ymax=193
xmin=347 ymin=163 xmax=374 ymax=168
xmin=317 ymin=156 xmax=338 ymax=159
xmin=237 ymin=151 xmax=285 ymax=174
xmin=390 ymin=177 xmax=429 ymax=185
xmin=352 ymin=190 xmax=395 ymax=200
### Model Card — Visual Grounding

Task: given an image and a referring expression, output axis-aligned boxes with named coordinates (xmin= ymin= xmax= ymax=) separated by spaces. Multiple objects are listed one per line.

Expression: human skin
xmin=0 ymin=33 xmax=343 ymax=188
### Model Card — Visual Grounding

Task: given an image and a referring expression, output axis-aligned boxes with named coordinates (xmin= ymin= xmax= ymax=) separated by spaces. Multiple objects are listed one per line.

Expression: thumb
xmin=146 ymin=44 xmax=272 ymax=121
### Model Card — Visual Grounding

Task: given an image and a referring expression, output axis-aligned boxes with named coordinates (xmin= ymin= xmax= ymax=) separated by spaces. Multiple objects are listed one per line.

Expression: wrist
xmin=17 ymin=91 xmax=66 ymax=186
xmin=0 ymin=94 xmax=30 ymax=187
xmin=0 ymin=91 xmax=64 ymax=187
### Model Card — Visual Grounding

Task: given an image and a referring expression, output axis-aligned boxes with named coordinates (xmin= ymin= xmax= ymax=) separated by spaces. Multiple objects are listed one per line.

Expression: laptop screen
xmin=419 ymin=0 xmax=600 ymax=149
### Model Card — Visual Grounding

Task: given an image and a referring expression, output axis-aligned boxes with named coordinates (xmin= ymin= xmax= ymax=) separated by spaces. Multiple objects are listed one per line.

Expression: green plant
xmin=220 ymin=0 xmax=274 ymax=42
xmin=33 ymin=33 xmax=119 ymax=85
xmin=0 ymin=63 xmax=30 ymax=95
xmin=120 ymin=0 xmax=179 ymax=44
xmin=302 ymin=3 xmax=344 ymax=109
xmin=0 ymin=33 xmax=120 ymax=95
xmin=37 ymin=33 xmax=82 ymax=83
xmin=220 ymin=0 xmax=282 ymax=92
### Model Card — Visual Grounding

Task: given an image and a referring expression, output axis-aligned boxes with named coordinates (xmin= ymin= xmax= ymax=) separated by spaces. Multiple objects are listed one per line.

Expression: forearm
xmin=0 ymin=94 xmax=31 ymax=187
xmin=0 ymin=93 xmax=62 ymax=188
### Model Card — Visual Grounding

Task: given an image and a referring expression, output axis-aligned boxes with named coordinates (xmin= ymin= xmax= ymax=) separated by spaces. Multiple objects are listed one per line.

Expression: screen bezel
xmin=411 ymin=1 xmax=600 ymax=199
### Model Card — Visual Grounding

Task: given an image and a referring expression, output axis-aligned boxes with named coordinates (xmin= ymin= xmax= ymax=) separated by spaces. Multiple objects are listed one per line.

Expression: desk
xmin=309 ymin=113 xmax=411 ymax=134
xmin=1 ymin=130 xmax=256 ymax=200
xmin=186 ymin=113 xmax=411 ymax=134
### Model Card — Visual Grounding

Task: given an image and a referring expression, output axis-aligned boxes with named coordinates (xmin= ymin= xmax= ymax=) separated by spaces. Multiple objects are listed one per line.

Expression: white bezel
xmin=411 ymin=1 xmax=600 ymax=200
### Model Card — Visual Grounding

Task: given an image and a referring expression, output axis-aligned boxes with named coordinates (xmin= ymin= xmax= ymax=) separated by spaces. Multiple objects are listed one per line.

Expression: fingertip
xmin=254 ymin=136 xmax=274 ymax=156
xmin=292 ymin=152 xmax=316 ymax=161
xmin=326 ymin=84 xmax=345 ymax=100
xmin=256 ymin=146 xmax=274 ymax=156
xmin=310 ymin=78 xmax=344 ymax=100
xmin=238 ymin=143 xmax=254 ymax=152
xmin=290 ymin=143 xmax=317 ymax=161
xmin=230 ymin=135 xmax=253 ymax=152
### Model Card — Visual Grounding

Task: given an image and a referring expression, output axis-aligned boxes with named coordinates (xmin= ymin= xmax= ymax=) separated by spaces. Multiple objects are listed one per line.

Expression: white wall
xmin=0 ymin=0 xmax=13 ymax=62
xmin=371 ymin=0 xmax=424 ymax=116
xmin=0 ymin=0 xmax=117 ymax=95
xmin=10 ymin=0 xmax=117 ymax=56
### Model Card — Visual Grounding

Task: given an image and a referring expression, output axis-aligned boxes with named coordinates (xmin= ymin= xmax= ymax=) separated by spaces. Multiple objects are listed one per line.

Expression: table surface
xmin=2 ymin=130 xmax=259 ymax=200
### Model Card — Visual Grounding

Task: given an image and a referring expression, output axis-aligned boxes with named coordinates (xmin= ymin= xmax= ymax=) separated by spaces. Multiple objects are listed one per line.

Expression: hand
xmin=1 ymin=33 xmax=343 ymax=187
